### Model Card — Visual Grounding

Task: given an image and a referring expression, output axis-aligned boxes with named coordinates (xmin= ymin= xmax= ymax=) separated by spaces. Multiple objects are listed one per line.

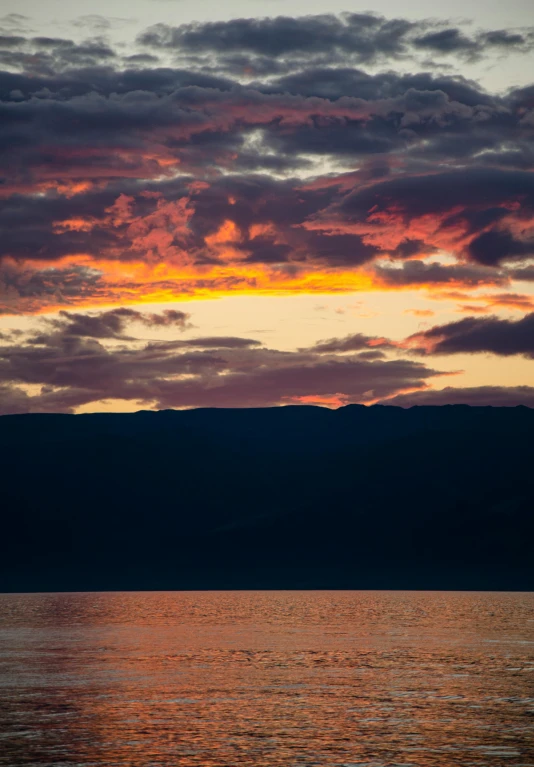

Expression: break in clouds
xmin=0 ymin=11 xmax=533 ymax=411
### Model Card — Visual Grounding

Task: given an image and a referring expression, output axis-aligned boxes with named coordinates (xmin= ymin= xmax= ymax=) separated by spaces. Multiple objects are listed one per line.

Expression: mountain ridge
xmin=1 ymin=405 xmax=532 ymax=592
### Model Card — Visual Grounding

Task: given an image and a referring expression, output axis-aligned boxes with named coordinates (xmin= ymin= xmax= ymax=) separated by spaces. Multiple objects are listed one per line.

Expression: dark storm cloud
xmin=411 ymin=27 xmax=533 ymax=59
xmin=263 ymin=118 xmax=396 ymax=161
xmin=38 ymin=307 xmax=191 ymax=340
xmin=137 ymin=14 xmax=413 ymax=62
xmin=0 ymin=216 xmax=116 ymax=263
xmin=142 ymin=309 xmax=191 ymax=327
xmin=308 ymin=333 xmax=394 ymax=354
xmin=0 ymin=66 xmax=235 ymax=101
xmin=356 ymin=350 xmax=387 ymax=360
xmin=413 ymin=28 xmax=477 ymax=55
xmin=480 ymin=30 xmax=530 ymax=48
xmin=381 ymin=385 xmax=534 ymax=408
xmin=373 ymin=260 xmax=508 ymax=287
xmin=137 ymin=14 xmax=534 ymax=69
xmin=1 ymin=83 xmax=342 ymax=191
xmin=124 ymin=54 xmax=160 ymax=65
xmin=1 ymin=13 xmax=533 ymax=86
xmin=337 ymin=168 xmax=534 ymax=223
xmin=178 ymin=337 xmax=262 ymax=348
xmin=0 ymin=383 xmax=83 ymax=415
xmin=468 ymin=230 xmax=534 ymax=266
xmin=267 ymin=69 xmax=495 ymax=105
xmin=0 ymin=310 xmax=441 ymax=413
xmin=0 ymin=263 xmax=104 ymax=299
xmin=0 ymin=34 xmax=117 ymax=74
xmin=298 ymin=231 xmax=379 ymax=266
xmin=0 ymin=55 xmax=529 ymax=186
xmin=321 ymin=168 xmax=534 ymax=267
xmin=151 ymin=355 xmax=438 ymax=411
xmin=511 ymin=266 xmax=534 ymax=282
xmin=0 ymin=180 xmax=194 ymax=262
xmin=1 ymin=161 xmax=530 ymax=278
xmin=0 ymin=339 xmax=224 ymax=412
xmin=408 ymin=312 xmax=534 ymax=358
xmin=0 ymin=35 xmax=25 ymax=47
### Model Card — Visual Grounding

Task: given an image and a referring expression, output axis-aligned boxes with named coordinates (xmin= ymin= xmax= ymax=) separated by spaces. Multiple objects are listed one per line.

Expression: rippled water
xmin=0 ymin=591 xmax=533 ymax=766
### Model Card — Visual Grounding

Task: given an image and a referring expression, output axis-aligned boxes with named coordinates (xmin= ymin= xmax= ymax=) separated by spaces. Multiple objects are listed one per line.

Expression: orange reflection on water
xmin=0 ymin=591 xmax=533 ymax=766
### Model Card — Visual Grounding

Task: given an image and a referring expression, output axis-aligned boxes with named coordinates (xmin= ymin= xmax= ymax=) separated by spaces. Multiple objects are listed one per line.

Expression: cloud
xmin=0 ymin=11 xmax=532 ymax=411
xmin=39 ymin=307 xmax=191 ymax=340
xmin=0 ymin=263 xmax=104 ymax=310
xmin=0 ymin=309 xmax=442 ymax=413
xmin=0 ymin=34 xmax=117 ymax=73
xmin=139 ymin=309 xmax=191 ymax=327
xmin=411 ymin=26 xmax=534 ymax=60
xmin=413 ymin=28 xmax=478 ymax=55
xmin=177 ymin=336 xmax=262 ymax=348
xmin=381 ymin=385 xmax=534 ymax=408
xmin=137 ymin=14 xmax=534 ymax=69
xmin=308 ymin=332 xmax=394 ymax=353
xmin=0 ymin=12 xmax=532 ymax=312
xmin=405 ymin=309 xmax=435 ymax=318
xmin=313 ymin=168 xmax=534 ymax=269
xmin=136 ymin=14 xmax=414 ymax=62
xmin=373 ymin=260 xmax=508 ymax=288
xmin=0 ymin=14 xmax=30 ymax=33
xmin=468 ymin=230 xmax=534 ymax=266
xmin=70 ymin=15 xmax=133 ymax=32
xmin=406 ymin=312 xmax=534 ymax=358
xmin=511 ymin=266 xmax=534 ymax=282
xmin=456 ymin=292 xmax=534 ymax=312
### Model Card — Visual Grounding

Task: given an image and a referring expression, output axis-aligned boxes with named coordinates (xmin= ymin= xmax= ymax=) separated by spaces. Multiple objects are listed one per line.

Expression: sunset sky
xmin=0 ymin=0 xmax=533 ymax=413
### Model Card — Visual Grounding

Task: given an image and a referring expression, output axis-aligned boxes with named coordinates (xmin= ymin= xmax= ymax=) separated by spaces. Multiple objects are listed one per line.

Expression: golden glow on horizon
xmin=2 ymin=287 xmax=533 ymax=417
xmin=4 ymin=251 xmax=533 ymax=319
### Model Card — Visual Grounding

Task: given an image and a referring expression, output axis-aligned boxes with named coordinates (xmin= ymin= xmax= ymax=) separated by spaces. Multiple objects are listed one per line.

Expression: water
xmin=0 ymin=591 xmax=533 ymax=767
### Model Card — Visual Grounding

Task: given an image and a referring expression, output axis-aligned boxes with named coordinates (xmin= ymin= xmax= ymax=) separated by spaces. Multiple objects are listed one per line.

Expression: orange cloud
xmin=0 ymin=254 xmax=379 ymax=316
xmin=285 ymin=393 xmax=350 ymax=408
xmin=205 ymin=219 xmax=241 ymax=246
xmin=455 ymin=292 xmax=534 ymax=313
xmin=405 ymin=309 xmax=436 ymax=317
xmin=53 ymin=218 xmax=96 ymax=233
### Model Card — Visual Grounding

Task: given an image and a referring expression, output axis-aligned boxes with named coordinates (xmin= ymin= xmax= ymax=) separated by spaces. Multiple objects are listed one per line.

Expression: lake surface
xmin=0 ymin=591 xmax=533 ymax=766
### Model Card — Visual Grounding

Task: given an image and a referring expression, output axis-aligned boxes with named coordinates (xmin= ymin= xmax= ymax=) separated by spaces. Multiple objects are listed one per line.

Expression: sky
xmin=0 ymin=1 xmax=533 ymax=413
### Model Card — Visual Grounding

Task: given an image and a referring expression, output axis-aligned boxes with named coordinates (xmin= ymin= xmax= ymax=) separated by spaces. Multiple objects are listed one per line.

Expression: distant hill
xmin=1 ymin=405 xmax=533 ymax=592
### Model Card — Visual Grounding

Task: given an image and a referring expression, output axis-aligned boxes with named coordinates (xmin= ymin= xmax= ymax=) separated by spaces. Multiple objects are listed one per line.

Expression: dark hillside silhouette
xmin=1 ymin=405 xmax=533 ymax=591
